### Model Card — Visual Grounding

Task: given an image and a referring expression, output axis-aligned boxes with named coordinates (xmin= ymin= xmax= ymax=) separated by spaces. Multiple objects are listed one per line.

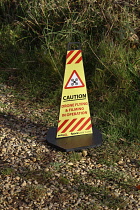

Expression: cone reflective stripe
xmin=66 ymin=50 xmax=82 ymax=64
xmin=56 ymin=46 xmax=93 ymax=138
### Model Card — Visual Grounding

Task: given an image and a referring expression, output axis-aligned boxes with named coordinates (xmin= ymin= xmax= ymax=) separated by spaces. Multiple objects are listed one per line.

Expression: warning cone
xmin=57 ymin=43 xmax=92 ymax=138
xmin=46 ymin=42 xmax=102 ymax=151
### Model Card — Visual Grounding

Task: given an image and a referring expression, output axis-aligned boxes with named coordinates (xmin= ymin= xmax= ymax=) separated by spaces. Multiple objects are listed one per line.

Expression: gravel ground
xmin=0 ymin=84 xmax=140 ymax=210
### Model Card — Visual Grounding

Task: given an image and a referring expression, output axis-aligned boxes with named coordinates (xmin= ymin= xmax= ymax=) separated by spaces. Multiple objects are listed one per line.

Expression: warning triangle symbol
xmin=65 ymin=70 xmax=85 ymax=89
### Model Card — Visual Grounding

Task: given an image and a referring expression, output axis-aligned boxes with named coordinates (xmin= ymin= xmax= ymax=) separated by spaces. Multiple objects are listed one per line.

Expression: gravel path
xmin=0 ymin=84 xmax=140 ymax=210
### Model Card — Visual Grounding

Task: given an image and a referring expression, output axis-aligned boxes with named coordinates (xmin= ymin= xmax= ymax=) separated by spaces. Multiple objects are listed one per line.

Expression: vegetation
xmin=0 ymin=167 xmax=15 ymax=176
xmin=22 ymin=184 xmax=47 ymax=200
xmin=0 ymin=0 xmax=140 ymax=141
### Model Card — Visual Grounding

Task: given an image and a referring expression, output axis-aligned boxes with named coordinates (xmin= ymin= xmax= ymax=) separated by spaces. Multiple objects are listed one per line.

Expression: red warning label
xmin=65 ymin=70 xmax=85 ymax=89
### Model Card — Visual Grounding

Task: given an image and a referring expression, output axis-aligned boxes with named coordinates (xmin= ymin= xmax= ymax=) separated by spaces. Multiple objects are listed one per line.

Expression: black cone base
xmin=46 ymin=126 xmax=102 ymax=152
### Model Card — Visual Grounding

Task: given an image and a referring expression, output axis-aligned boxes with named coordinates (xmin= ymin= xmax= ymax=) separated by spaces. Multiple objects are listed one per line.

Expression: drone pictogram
xmin=71 ymin=78 xmax=78 ymax=86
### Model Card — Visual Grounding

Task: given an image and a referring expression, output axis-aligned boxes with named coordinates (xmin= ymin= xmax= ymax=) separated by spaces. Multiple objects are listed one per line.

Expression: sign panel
xmin=56 ymin=49 xmax=93 ymax=138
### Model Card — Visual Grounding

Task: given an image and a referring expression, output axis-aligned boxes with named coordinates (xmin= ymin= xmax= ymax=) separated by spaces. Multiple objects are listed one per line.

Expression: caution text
xmin=63 ymin=94 xmax=86 ymax=102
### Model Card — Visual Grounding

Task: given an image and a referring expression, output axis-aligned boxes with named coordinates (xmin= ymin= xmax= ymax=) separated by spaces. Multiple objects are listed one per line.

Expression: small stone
xmin=32 ymin=157 xmax=37 ymax=162
xmin=47 ymin=192 xmax=52 ymax=196
xmin=118 ymin=160 xmax=124 ymax=165
xmin=75 ymin=198 xmax=81 ymax=206
xmin=44 ymin=168 xmax=49 ymax=172
xmin=15 ymin=176 xmax=20 ymax=181
xmin=27 ymin=139 xmax=32 ymax=143
xmin=68 ymin=162 xmax=74 ymax=166
xmin=97 ymin=164 xmax=102 ymax=168
xmin=27 ymin=181 xmax=32 ymax=185
xmin=23 ymin=134 xmax=28 ymax=138
xmin=5 ymin=183 xmax=10 ymax=189
xmin=2 ymin=148 xmax=6 ymax=153
xmin=113 ymin=192 xmax=120 ymax=197
xmin=34 ymin=180 xmax=38 ymax=184
xmin=82 ymin=150 xmax=88 ymax=157
xmin=21 ymin=181 xmax=27 ymax=187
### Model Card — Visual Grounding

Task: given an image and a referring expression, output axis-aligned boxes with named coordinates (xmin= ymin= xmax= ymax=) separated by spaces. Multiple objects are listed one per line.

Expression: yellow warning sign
xmin=56 ymin=44 xmax=93 ymax=138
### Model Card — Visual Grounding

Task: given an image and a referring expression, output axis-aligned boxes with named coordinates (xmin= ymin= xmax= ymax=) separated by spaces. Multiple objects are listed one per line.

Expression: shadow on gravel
xmin=0 ymin=111 xmax=50 ymax=145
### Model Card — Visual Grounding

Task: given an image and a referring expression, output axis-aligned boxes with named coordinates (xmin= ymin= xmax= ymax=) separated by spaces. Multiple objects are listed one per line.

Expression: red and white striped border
xmin=57 ymin=117 xmax=92 ymax=133
xmin=66 ymin=50 xmax=82 ymax=64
